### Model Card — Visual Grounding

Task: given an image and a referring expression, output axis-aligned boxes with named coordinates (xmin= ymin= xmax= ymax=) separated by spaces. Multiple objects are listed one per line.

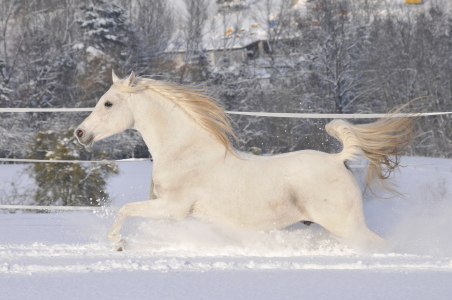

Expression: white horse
xmin=75 ymin=71 xmax=417 ymax=252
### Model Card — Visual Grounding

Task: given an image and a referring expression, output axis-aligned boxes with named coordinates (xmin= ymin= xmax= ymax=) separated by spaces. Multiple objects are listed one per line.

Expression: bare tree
xmin=123 ymin=0 xmax=175 ymax=76
xmin=0 ymin=0 xmax=23 ymax=105
xmin=179 ymin=0 xmax=211 ymax=83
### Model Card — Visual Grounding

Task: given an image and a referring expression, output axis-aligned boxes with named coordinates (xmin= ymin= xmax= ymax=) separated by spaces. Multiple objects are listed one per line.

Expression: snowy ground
xmin=1 ymin=157 xmax=452 ymax=299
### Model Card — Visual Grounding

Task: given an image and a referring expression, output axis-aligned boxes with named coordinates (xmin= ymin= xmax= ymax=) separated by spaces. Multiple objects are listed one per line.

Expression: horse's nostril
xmin=76 ymin=129 xmax=84 ymax=138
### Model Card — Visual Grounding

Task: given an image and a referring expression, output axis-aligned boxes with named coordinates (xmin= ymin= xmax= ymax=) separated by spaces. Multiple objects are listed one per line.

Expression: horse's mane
xmin=112 ymin=77 xmax=237 ymax=154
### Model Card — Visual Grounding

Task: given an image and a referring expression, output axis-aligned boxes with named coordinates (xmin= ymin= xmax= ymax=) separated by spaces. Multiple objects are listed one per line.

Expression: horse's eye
xmin=105 ymin=101 xmax=113 ymax=108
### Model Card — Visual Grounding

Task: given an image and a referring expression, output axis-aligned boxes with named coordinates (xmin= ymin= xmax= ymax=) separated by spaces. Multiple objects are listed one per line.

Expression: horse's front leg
xmin=107 ymin=198 xmax=188 ymax=251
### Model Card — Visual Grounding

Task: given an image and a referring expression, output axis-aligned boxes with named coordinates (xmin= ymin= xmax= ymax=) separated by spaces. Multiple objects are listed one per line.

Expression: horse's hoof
xmin=114 ymin=240 xmax=126 ymax=252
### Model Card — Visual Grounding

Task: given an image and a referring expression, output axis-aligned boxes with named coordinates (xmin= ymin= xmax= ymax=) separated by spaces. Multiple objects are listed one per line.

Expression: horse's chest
xmin=153 ymin=167 xmax=202 ymax=195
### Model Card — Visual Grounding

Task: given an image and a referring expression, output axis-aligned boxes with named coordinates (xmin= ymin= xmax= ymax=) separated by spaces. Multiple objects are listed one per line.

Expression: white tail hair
xmin=326 ymin=108 xmax=418 ymax=196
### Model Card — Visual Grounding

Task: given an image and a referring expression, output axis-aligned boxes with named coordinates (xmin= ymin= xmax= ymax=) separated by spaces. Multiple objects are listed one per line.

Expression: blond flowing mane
xmin=113 ymin=77 xmax=237 ymax=154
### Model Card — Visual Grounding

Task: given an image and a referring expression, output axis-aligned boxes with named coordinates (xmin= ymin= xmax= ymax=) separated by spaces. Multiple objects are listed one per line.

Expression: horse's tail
xmin=325 ymin=111 xmax=418 ymax=196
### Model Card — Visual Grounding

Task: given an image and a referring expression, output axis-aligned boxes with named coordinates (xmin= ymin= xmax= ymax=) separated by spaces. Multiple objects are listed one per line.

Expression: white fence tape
xmin=0 ymin=205 xmax=102 ymax=211
xmin=0 ymin=108 xmax=93 ymax=112
xmin=1 ymin=107 xmax=451 ymax=118
xmin=0 ymin=158 xmax=152 ymax=163
xmin=227 ymin=111 xmax=452 ymax=118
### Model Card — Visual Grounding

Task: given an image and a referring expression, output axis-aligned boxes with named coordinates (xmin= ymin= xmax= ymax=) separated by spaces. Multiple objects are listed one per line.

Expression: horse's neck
xmin=131 ymin=91 xmax=226 ymax=163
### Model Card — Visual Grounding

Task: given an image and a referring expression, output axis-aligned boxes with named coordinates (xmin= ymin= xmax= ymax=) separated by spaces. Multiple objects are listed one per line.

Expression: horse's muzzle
xmin=75 ymin=128 xmax=94 ymax=146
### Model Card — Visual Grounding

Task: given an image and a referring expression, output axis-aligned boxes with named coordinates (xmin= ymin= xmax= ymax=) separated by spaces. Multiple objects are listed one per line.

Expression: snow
xmin=1 ymin=157 xmax=452 ymax=299
xmin=86 ymin=46 xmax=107 ymax=61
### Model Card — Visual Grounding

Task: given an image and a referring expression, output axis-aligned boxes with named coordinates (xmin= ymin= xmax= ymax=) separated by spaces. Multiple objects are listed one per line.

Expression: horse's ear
xmin=127 ymin=71 xmax=135 ymax=86
xmin=112 ymin=70 xmax=120 ymax=83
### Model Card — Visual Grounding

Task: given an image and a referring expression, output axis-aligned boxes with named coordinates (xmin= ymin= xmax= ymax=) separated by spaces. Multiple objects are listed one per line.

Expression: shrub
xmin=25 ymin=129 xmax=118 ymax=206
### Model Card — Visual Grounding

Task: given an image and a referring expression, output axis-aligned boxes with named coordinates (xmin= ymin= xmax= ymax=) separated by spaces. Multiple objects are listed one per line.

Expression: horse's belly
xmin=190 ymin=193 xmax=305 ymax=231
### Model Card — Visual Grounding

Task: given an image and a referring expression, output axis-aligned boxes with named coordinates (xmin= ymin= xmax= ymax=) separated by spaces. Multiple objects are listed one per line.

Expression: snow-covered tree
xmin=123 ymin=0 xmax=175 ymax=76
xmin=79 ymin=0 xmax=131 ymax=59
xmin=301 ymin=0 xmax=370 ymax=113
xmin=179 ymin=0 xmax=211 ymax=83
xmin=76 ymin=0 xmax=134 ymax=105
xmin=25 ymin=129 xmax=118 ymax=206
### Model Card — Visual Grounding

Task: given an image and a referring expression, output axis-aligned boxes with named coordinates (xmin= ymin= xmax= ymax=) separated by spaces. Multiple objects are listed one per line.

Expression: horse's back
xmin=236 ymin=149 xmax=351 ymax=185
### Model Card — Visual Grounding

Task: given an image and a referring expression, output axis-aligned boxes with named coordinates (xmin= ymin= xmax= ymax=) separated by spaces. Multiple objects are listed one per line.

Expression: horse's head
xmin=75 ymin=71 xmax=136 ymax=146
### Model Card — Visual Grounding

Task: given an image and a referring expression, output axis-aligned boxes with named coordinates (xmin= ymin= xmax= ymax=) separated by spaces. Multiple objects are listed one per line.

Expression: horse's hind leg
xmin=337 ymin=221 xmax=388 ymax=253
xmin=311 ymin=194 xmax=388 ymax=253
xmin=317 ymin=213 xmax=387 ymax=253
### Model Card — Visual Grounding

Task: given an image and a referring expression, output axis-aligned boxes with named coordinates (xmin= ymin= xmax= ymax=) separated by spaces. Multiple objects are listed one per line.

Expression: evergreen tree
xmin=25 ymin=129 xmax=118 ymax=206
xmin=76 ymin=0 xmax=135 ymax=106
xmin=79 ymin=0 xmax=131 ymax=58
